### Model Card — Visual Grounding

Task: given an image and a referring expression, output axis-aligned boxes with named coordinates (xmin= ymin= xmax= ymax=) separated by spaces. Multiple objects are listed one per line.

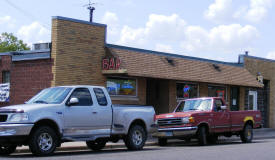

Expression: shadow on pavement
xmin=3 ymin=147 xmax=161 ymax=158
xmin=163 ymin=139 xmax=269 ymax=147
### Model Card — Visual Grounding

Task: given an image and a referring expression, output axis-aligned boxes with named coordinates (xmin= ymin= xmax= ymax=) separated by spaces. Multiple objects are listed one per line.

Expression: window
xmin=69 ymin=88 xmax=93 ymax=106
xmin=94 ymin=88 xmax=108 ymax=106
xmin=175 ymin=99 xmax=212 ymax=112
xmin=2 ymin=71 xmax=10 ymax=83
xmin=214 ymin=99 xmax=224 ymax=111
xmin=27 ymin=87 xmax=72 ymax=104
xmin=176 ymin=83 xmax=198 ymax=99
xmin=208 ymin=85 xmax=227 ymax=100
xmin=107 ymin=78 xmax=137 ymax=96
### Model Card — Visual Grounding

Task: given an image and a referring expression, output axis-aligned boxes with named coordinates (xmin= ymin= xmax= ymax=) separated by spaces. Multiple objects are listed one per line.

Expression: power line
xmin=4 ymin=0 xmax=50 ymax=29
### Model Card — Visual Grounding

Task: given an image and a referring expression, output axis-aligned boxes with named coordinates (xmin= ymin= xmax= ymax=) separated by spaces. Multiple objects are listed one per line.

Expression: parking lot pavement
xmin=15 ymin=128 xmax=275 ymax=153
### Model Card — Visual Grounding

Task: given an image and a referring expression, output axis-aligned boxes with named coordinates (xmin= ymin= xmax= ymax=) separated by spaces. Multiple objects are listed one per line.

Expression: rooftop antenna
xmin=84 ymin=0 xmax=96 ymax=22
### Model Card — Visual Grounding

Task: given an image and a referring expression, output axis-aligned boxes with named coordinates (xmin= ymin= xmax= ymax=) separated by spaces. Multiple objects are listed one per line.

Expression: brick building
xmin=0 ymin=16 xmax=274 ymax=128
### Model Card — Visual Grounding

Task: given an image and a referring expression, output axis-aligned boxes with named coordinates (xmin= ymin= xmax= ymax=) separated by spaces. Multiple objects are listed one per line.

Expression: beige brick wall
xmin=168 ymin=80 xmax=177 ymax=112
xmin=244 ymin=56 xmax=275 ymax=128
xmin=239 ymin=86 xmax=246 ymax=110
xmin=51 ymin=18 xmax=107 ymax=87
xmin=199 ymin=83 xmax=208 ymax=97
xmin=51 ymin=17 xmax=147 ymax=106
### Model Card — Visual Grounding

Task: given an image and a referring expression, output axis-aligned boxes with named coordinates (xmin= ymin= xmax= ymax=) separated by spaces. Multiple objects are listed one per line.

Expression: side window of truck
xmin=93 ymin=88 xmax=108 ymax=106
xmin=214 ymin=99 xmax=223 ymax=112
xmin=69 ymin=88 xmax=93 ymax=106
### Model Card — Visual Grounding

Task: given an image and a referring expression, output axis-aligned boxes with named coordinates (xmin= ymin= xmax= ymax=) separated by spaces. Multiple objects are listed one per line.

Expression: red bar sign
xmin=102 ymin=58 xmax=121 ymax=70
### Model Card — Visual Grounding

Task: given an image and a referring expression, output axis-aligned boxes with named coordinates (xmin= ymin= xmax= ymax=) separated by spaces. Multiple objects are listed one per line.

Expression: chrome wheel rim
xmin=133 ymin=130 xmax=143 ymax=146
xmin=38 ymin=133 xmax=53 ymax=151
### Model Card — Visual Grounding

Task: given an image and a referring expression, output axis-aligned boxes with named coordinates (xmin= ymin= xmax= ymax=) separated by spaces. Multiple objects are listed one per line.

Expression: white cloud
xmin=234 ymin=0 xmax=273 ymax=22
xmin=155 ymin=44 xmax=174 ymax=53
xmin=116 ymin=13 xmax=259 ymax=56
xmin=118 ymin=14 xmax=186 ymax=46
xmin=17 ymin=21 xmax=50 ymax=46
xmin=0 ymin=15 xmax=15 ymax=29
xmin=204 ymin=0 xmax=232 ymax=22
xmin=181 ymin=24 xmax=259 ymax=53
xmin=101 ymin=11 xmax=119 ymax=36
xmin=245 ymin=0 xmax=273 ymax=22
xmin=266 ymin=51 xmax=275 ymax=59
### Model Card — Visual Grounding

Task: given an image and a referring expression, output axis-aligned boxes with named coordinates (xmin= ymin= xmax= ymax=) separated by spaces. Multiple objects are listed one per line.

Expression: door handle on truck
xmin=92 ymin=112 xmax=97 ymax=114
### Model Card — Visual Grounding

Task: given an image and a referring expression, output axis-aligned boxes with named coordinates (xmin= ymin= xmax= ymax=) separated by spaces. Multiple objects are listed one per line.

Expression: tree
xmin=0 ymin=32 xmax=30 ymax=52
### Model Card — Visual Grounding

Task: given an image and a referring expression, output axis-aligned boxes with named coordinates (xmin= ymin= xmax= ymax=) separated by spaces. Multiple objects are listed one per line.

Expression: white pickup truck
xmin=0 ymin=85 xmax=156 ymax=156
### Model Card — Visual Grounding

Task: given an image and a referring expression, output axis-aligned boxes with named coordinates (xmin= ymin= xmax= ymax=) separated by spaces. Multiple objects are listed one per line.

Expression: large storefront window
xmin=107 ymin=78 xmax=137 ymax=96
xmin=176 ymin=83 xmax=198 ymax=99
xmin=208 ymin=85 xmax=227 ymax=100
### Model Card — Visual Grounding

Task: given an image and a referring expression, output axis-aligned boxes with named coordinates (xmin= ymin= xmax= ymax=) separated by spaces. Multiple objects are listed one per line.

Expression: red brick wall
xmin=0 ymin=56 xmax=53 ymax=107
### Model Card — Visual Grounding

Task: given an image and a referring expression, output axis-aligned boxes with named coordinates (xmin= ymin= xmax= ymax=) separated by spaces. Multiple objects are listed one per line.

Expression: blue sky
xmin=0 ymin=0 xmax=274 ymax=62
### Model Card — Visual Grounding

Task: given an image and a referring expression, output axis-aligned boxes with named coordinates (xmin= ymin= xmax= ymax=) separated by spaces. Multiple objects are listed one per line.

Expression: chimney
xmin=245 ymin=51 xmax=249 ymax=56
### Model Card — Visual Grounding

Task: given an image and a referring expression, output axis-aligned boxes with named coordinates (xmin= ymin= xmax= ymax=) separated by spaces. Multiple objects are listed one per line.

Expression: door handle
xmin=92 ymin=112 xmax=97 ymax=114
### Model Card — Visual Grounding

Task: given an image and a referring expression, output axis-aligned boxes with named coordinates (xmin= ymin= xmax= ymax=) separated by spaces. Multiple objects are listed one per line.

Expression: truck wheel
xmin=240 ymin=124 xmax=253 ymax=143
xmin=124 ymin=125 xmax=147 ymax=150
xmin=158 ymin=138 xmax=167 ymax=146
xmin=0 ymin=145 xmax=17 ymax=155
xmin=198 ymin=126 xmax=207 ymax=146
xmin=29 ymin=126 xmax=58 ymax=156
xmin=86 ymin=139 xmax=107 ymax=151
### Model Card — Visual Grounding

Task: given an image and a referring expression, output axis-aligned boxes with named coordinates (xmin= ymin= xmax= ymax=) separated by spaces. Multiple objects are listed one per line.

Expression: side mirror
xmin=221 ymin=105 xmax=227 ymax=110
xmin=68 ymin=97 xmax=79 ymax=106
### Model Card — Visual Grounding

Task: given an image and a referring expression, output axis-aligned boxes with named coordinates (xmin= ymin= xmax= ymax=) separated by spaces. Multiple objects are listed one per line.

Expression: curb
xmin=15 ymin=141 xmax=157 ymax=153
xmin=15 ymin=135 xmax=275 ymax=153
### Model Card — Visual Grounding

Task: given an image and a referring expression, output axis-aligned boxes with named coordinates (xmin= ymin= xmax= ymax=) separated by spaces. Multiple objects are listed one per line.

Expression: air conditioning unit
xmin=32 ymin=43 xmax=51 ymax=50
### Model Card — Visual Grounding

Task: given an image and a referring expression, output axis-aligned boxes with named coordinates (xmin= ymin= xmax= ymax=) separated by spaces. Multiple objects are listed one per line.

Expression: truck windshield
xmin=26 ymin=87 xmax=72 ymax=104
xmin=175 ymin=99 xmax=212 ymax=112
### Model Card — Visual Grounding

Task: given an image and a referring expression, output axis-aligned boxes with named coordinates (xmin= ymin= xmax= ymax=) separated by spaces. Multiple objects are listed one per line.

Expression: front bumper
xmin=152 ymin=126 xmax=198 ymax=138
xmin=0 ymin=123 xmax=34 ymax=136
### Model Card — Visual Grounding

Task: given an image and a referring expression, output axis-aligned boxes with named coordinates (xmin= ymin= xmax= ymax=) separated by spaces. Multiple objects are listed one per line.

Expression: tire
xmin=29 ymin=126 xmax=58 ymax=156
xmin=198 ymin=126 xmax=207 ymax=146
xmin=86 ymin=139 xmax=107 ymax=151
xmin=240 ymin=124 xmax=253 ymax=143
xmin=158 ymin=138 xmax=167 ymax=146
xmin=207 ymin=135 xmax=218 ymax=144
xmin=0 ymin=145 xmax=17 ymax=155
xmin=124 ymin=125 xmax=147 ymax=150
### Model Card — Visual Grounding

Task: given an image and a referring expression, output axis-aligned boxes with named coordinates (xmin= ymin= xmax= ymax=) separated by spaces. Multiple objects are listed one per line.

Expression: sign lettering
xmin=102 ymin=58 xmax=121 ymax=70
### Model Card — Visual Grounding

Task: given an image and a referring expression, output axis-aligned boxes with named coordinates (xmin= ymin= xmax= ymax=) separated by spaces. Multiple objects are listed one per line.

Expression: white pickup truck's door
xmin=63 ymin=87 xmax=112 ymax=137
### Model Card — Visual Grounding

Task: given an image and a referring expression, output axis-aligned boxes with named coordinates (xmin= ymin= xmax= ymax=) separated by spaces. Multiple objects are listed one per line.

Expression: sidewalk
xmin=15 ymin=128 xmax=275 ymax=153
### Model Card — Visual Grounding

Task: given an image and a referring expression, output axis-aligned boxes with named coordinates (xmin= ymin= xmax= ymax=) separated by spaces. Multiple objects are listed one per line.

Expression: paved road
xmin=1 ymin=138 xmax=275 ymax=160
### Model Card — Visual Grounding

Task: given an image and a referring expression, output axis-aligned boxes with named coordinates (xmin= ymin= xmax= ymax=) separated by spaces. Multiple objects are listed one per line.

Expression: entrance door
xmin=146 ymin=79 xmax=169 ymax=114
xmin=248 ymin=91 xmax=257 ymax=110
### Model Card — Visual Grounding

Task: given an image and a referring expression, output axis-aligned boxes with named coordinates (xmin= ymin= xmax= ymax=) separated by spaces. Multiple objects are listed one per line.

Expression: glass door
xmin=248 ymin=91 xmax=257 ymax=110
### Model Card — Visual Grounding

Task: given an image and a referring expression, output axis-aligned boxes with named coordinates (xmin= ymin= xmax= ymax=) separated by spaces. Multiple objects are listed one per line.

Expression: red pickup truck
xmin=153 ymin=97 xmax=262 ymax=146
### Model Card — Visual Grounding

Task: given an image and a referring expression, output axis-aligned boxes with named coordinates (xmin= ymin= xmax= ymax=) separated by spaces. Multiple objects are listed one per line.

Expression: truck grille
xmin=158 ymin=118 xmax=182 ymax=127
xmin=0 ymin=115 xmax=8 ymax=122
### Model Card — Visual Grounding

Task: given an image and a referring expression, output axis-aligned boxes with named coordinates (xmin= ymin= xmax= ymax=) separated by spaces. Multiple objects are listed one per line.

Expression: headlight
xmin=8 ymin=113 xmax=29 ymax=122
xmin=182 ymin=117 xmax=195 ymax=124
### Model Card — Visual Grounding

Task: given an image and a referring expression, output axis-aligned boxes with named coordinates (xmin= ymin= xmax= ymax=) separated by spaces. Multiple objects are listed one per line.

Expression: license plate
xmin=165 ymin=132 xmax=173 ymax=136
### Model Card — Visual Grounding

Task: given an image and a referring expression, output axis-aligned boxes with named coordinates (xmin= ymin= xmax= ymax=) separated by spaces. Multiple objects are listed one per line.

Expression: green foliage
xmin=0 ymin=32 xmax=30 ymax=52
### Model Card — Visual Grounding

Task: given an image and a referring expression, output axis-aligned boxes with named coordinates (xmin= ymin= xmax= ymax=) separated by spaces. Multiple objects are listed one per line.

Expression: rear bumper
xmin=152 ymin=126 xmax=198 ymax=138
